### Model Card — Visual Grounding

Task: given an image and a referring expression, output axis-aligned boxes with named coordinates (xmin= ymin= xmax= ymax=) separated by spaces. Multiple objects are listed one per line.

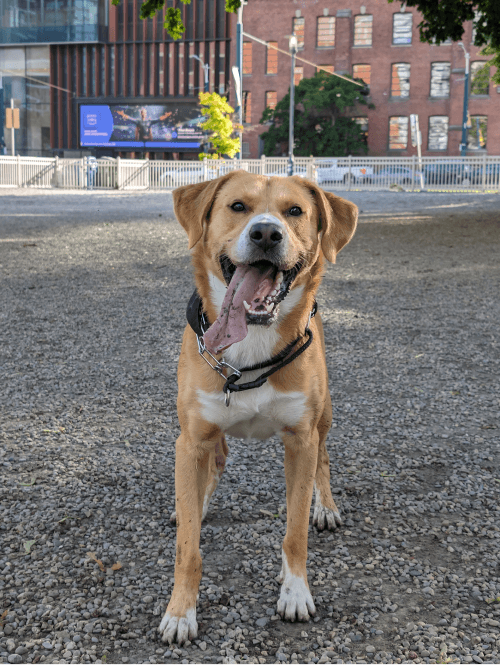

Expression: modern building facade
xmin=0 ymin=0 xmax=231 ymax=157
xmin=232 ymin=0 xmax=499 ymax=158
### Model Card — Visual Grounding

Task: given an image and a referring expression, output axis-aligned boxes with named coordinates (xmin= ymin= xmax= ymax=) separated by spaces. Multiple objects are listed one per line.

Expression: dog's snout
xmin=249 ymin=222 xmax=283 ymax=252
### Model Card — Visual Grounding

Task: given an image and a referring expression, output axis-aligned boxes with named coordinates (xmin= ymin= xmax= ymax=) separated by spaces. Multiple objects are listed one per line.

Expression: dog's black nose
xmin=249 ymin=223 xmax=283 ymax=252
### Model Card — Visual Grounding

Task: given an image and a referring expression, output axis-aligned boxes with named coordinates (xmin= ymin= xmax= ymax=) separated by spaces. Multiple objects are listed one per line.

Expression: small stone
xmin=8 ymin=656 xmax=22 ymax=664
xmin=143 ymin=595 xmax=154 ymax=604
xmin=256 ymin=618 xmax=269 ymax=628
xmin=42 ymin=642 xmax=52 ymax=650
xmin=198 ymin=642 xmax=207 ymax=651
xmin=366 ymin=645 xmax=375 ymax=653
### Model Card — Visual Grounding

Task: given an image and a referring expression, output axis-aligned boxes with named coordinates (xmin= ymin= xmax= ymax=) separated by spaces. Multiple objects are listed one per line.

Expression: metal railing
xmin=0 ymin=154 xmax=499 ymax=193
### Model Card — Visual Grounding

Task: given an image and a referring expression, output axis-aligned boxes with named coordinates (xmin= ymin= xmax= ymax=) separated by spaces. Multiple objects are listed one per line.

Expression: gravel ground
xmin=1 ymin=188 xmax=499 ymax=665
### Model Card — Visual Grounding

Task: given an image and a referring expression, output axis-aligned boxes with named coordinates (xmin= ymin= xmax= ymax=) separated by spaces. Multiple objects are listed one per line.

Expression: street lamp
xmin=458 ymin=42 xmax=470 ymax=157
xmin=287 ymin=34 xmax=298 ymax=177
xmin=235 ymin=2 xmax=244 ymax=160
xmin=190 ymin=54 xmax=210 ymax=93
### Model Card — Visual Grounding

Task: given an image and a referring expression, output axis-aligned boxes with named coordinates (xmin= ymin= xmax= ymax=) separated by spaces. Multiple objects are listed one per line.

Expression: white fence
xmin=0 ymin=154 xmax=499 ymax=192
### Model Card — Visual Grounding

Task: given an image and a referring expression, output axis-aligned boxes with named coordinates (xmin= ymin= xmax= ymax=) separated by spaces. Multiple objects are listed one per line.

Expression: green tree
xmin=259 ymin=71 xmax=372 ymax=157
xmin=198 ymin=92 xmax=240 ymax=160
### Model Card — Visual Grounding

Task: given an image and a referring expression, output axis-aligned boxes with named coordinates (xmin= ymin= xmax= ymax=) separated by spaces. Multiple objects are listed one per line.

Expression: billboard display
xmin=80 ymin=103 xmax=205 ymax=149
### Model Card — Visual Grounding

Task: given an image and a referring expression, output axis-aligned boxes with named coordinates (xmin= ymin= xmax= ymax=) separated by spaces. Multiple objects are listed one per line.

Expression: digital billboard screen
xmin=80 ymin=103 xmax=205 ymax=149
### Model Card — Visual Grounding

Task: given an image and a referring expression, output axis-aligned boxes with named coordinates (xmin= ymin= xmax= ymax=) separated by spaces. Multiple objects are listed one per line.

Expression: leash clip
xmin=197 ymin=336 xmax=242 ymax=405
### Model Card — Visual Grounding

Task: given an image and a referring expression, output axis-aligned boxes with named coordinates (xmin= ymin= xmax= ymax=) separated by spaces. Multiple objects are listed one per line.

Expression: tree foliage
xmin=388 ymin=0 xmax=500 ymax=84
xmin=198 ymin=92 xmax=241 ymax=160
xmin=259 ymin=71 xmax=372 ymax=157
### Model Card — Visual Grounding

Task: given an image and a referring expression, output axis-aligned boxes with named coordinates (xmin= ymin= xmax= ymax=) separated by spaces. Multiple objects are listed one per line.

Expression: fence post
xmin=347 ymin=155 xmax=352 ymax=191
xmin=203 ymin=157 xmax=208 ymax=181
xmin=411 ymin=154 xmax=416 ymax=192
xmin=261 ymin=153 xmax=266 ymax=175
xmin=17 ymin=154 xmax=22 ymax=187
xmin=116 ymin=156 xmax=121 ymax=190
xmin=481 ymin=152 xmax=486 ymax=193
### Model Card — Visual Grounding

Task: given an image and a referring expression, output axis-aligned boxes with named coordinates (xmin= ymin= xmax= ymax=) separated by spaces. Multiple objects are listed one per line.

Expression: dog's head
xmin=173 ymin=170 xmax=357 ymax=353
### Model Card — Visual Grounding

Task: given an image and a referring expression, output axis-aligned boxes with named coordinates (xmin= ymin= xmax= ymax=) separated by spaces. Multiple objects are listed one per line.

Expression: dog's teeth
xmin=270 ymin=289 xmax=277 ymax=297
xmin=243 ymin=301 xmax=250 ymax=311
xmin=276 ymin=271 xmax=283 ymax=285
xmin=265 ymin=303 xmax=273 ymax=313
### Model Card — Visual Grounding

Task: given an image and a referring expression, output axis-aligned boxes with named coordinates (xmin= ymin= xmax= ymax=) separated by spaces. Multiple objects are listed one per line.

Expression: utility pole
xmin=459 ymin=42 xmax=470 ymax=157
xmin=287 ymin=34 xmax=298 ymax=177
xmin=0 ymin=75 xmax=5 ymax=155
xmin=10 ymin=98 xmax=15 ymax=156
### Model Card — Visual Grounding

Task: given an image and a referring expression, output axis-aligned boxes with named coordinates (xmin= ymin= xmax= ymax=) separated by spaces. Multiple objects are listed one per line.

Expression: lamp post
xmin=287 ymin=34 xmax=298 ymax=177
xmin=190 ymin=54 xmax=210 ymax=93
xmin=458 ymin=42 xmax=470 ymax=157
xmin=235 ymin=3 xmax=244 ymax=160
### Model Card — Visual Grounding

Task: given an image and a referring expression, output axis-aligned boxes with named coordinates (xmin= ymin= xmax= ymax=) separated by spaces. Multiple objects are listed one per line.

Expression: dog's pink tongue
xmin=203 ymin=264 xmax=273 ymax=355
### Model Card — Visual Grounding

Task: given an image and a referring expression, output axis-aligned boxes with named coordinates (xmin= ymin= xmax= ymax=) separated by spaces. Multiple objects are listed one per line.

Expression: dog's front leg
xmin=278 ymin=427 xmax=318 ymax=622
xmin=158 ymin=432 xmax=212 ymax=645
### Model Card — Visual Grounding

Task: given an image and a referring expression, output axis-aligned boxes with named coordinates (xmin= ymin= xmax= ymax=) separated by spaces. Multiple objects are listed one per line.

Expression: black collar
xmin=186 ymin=289 xmax=317 ymax=405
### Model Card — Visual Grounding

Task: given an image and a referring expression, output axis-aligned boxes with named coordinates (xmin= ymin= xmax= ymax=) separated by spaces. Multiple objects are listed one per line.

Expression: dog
xmin=158 ymin=171 xmax=358 ymax=644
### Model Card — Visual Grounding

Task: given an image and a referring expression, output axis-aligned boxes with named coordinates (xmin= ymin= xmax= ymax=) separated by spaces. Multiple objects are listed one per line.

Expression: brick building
xmin=230 ymin=0 xmax=499 ymax=158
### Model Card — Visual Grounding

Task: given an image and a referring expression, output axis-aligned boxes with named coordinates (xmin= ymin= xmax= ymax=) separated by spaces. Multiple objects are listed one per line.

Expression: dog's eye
xmin=288 ymin=206 xmax=302 ymax=216
xmin=230 ymin=202 xmax=246 ymax=212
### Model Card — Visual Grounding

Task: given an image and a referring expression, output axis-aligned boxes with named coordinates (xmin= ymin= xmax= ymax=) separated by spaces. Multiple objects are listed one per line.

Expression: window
xmin=265 ymin=91 xmax=277 ymax=110
xmin=318 ymin=65 xmax=334 ymax=74
xmin=468 ymin=115 xmax=487 ymax=149
xmin=428 ymin=116 xmax=449 ymax=150
xmin=388 ymin=116 xmax=408 ymax=149
xmin=353 ymin=15 xmax=373 ymax=46
xmin=292 ymin=17 xmax=305 ymax=49
xmin=391 ymin=63 xmax=410 ymax=98
xmin=352 ymin=116 xmax=368 ymax=144
xmin=317 ymin=16 xmax=335 ymax=48
xmin=393 ymin=13 xmax=413 ymax=45
xmin=430 ymin=62 xmax=451 ymax=97
xmin=266 ymin=41 xmax=278 ymax=74
xmin=242 ymin=141 xmax=250 ymax=157
xmin=242 ymin=42 xmax=252 ymax=75
xmin=242 ymin=90 xmax=251 ymax=123
xmin=352 ymin=64 xmax=371 ymax=86
xmin=294 ymin=66 xmax=303 ymax=86
xmin=471 ymin=61 xmax=489 ymax=95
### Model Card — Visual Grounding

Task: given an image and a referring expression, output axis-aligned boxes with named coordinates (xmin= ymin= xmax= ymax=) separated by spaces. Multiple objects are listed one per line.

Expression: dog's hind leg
xmin=312 ymin=394 xmax=342 ymax=531
xmin=202 ymin=435 xmax=228 ymax=520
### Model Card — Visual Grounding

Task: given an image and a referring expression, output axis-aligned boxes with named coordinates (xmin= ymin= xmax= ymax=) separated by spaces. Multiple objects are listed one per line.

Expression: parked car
xmin=159 ymin=162 xmax=238 ymax=187
xmin=423 ymin=161 xmax=471 ymax=185
xmin=315 ymin=158 xmax=374 ymax=185
xmin=470 ymin=162 xmax=500 ymax=185
xmin=365 ymin=165 xmax=425 ymax=186
xmin=263 ymin=166 xmax=309 ymax=179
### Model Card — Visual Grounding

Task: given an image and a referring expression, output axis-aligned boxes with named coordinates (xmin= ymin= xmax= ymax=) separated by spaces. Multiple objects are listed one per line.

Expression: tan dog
xmin=159 ymin=171 xmax=357 ymax=644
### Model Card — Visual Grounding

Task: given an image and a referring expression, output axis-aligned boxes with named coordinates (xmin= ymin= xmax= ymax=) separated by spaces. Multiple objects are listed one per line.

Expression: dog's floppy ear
xmin=173 ymin=170 xmax=241 ymax=249
xmin=300 ymin=179 xmax=358 ymax=263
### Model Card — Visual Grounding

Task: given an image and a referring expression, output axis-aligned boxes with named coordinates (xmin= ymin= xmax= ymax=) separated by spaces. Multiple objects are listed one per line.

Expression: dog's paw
xmin=158 ymin=608 xmax=197 ymax=645
xmin=313 ymin=503 xmax=342 ymax=531
xmin=169 ymin=510 xmax=177 ymax=525
xmin=277 ymin=575 xmax=315 ymax=622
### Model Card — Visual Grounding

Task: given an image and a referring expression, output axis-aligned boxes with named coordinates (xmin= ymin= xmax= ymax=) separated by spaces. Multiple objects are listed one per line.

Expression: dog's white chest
xmin=197 ymin=383 xmax=306 ymax=440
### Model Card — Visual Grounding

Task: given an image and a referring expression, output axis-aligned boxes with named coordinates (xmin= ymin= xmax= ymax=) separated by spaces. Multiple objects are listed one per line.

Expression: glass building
xmin=0 ymin=0 xmax=108 ymax=44
xmin=0 ymin=0 xmax=231 ymax=156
